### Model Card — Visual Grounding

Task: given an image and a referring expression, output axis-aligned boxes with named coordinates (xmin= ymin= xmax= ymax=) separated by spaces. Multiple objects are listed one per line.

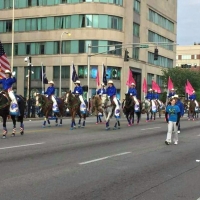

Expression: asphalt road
xmin=0 ymin=115 xmax=200 ymax=200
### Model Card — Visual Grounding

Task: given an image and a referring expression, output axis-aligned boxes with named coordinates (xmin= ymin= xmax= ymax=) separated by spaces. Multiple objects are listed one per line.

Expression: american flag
xmin=0 ymin=41 xmax=11 ymax=79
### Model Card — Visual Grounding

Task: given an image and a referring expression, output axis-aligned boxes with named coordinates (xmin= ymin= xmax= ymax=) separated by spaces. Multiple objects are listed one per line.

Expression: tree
xmin=162 ymin=67 xmax=200 ymax=95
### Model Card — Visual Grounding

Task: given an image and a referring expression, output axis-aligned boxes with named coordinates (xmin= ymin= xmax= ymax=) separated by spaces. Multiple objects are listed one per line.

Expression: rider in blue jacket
xmin=168 ymin=88 xmax=176 ymax=98
xmin=128 ymin=82 xmax=139 ymax=108
xmin=174 ymin=95 xmax=184 ymax=134
xmin=145 ymin=88 xmax=153 ymax=101
xmin=189 ymin=90 xmax=199 ymax=108
xmin=97 ymin=83 xmax=106 ymax=96
xmin=44 ymin=81 xmax=59 ymax=112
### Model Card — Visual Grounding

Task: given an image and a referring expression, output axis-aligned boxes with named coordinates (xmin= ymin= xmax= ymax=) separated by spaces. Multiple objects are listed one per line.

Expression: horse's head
xmin=0 ymin=92 xmax=9 ymax=106
xmin=65 ymin=90 xmax=72 ymax=104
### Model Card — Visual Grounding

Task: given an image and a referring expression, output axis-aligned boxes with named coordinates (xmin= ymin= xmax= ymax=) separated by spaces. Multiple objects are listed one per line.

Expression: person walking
xmin=165 ymin=97 xmax=181 ymax=145
xmin=174 ymin=95 xmax=184 ymax=134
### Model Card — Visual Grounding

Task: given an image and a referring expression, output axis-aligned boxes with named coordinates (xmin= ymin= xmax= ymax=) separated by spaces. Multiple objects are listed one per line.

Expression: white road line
xmin=197 ymin=135 xmax=200 ymax=137
xmin=79 ymin=152 xmax=132 ymax=165
xmin=0 ymin=142 xmax=45 ymax=150
xmin=197 ymin=198 xmax=200 ymax=200
xmin=141 ymin=127 xmax=161 ymax=131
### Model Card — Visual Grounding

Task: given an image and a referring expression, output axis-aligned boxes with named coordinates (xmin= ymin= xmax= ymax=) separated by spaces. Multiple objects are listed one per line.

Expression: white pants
xmin=166 ymin=121 xmax=178 ymax=143
xmin=113 ymin=96 xmax=120 ymax=110
xmin=51 ymin=95 xmax=57 ymax=106
xmin=8 ymin=90 xmax=17 ymax=104
xmin=194 ymin=100 xmax=199 ymax=107
xmin=133 ymin=96 xmax=139 ymax=105
xmin=79 ymin=95 xmax=85 ymax=105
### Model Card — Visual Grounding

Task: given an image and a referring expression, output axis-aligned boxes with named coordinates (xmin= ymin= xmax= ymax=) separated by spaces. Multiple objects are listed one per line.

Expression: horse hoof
xmin=81 ymin=126 xmax=85 ymax=128
xmin=70 ymin=127 xmax=73 ymax=130
xmin=59 ymin=124 xmax=62 ymax=126
xmin=128 ymin=124 xmax=131 ymax=127
xmin=2 ymin=135 xmax=6 ymax=139
xmin=48 ymin=125 xmax=51 ymax=127
xmin=11 ymin=133 xmax=15 ymax=137
xmin=118 ymin=127 xmax=120 ymax=129
xmin=105 ymin=127 xmax=110 ymax=130
xmin=113 ymin=127 xmax=117 ymax=130
xmin=42 ymin=125 xmax=46 ymax=128
xmin=55 ymin=124 xmax=58 ymax=126
xmin=96 ymin=123 xmax=98 ymax=125
xmin=20 ymin=131 xmax=24 ymax=135
xmin=78 ymin=125 xmax=81 ymax=128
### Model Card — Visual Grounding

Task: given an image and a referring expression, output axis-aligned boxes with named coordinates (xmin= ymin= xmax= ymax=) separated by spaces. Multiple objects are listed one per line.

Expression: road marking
xmin=79 ymin=152 xmax=132 ymax=165
xmin=197 ymin=198 xmax=200 ymax=200
xmin=141 ymin=127 xmax=161 ymax=131
xmin=0 ymin=142 xmax=45 ymax=150
xmin=196 ymin=160 xmax=200 ymax=162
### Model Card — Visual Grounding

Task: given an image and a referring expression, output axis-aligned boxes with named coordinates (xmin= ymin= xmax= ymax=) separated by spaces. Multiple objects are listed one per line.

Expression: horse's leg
xmin=82 ymin=114 xmax=86 ymax=128
xmin=20 ymin=119 xmax=24 ymax=135
xmin=99 ymin=115 xmax=102 ymax=123
xmin=55 ymin=116 xmax=58 ymax=126
xmin=70 ymin=113 xmax=75 ymax=130
xmin=96 ymin=116 xmax=99 ymax=124
xmin=11 ymin=115 xmax=16 ymax=137
xmin=47 ymin=118 xmax=51 ymax=127
xmin=59 ymin=116 xmax=63 ymax=126
xmin=126 ymin=114 xmax=131 ymax=126
xmin=2 ymin=115 xmax=7 ymax=139
xmin=146 ymin=112 xmax=149 ymax=122
xmin=43 ymin=117 xmax=47 ymax=128
xmin=154 ymin=113 xmax=156 ymax=120
xmin=78 ymin=116 xmax=81 ymax=128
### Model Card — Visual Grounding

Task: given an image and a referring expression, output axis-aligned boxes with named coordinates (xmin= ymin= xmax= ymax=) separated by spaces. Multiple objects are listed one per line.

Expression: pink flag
xmin=126 ymin=69 xmax=136 ymax=86
xmin=142 ymin=78 xmax=147 ymax=93
xmin=185 ymin=80 xmax=194 ymax=95
xmin=152 ymin=80 xmax=161 ymax=93
xmin=186 ymin=80 xmax=194 ymax=91
xmin=167 ymin=77 xmax=174 ymax=90
xmin=96 ymin=69 xmax=100 ymax=86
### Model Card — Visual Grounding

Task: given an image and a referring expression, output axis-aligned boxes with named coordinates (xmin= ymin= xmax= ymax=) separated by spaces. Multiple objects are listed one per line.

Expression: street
xmin=0 ymin=116 xmax=200 ymax=200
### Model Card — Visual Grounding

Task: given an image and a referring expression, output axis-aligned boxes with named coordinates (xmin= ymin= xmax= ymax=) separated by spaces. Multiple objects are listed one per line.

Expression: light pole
xmin=11 ymin=0 xmax=15 ymax=71
xmin=59 ymin=31 xmax=71 ymax=97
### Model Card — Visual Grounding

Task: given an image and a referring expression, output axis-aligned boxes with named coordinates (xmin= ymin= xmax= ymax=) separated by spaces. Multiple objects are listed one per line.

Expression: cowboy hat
xmin=108 ymin=80 xmax=113 ymax=84
xmin=48 ymin=80 xmax=54 ymax=84
xmin=101 ymin=83 xmax=105 ymax=86
xmin=154 ymin=90 xmax=157 ymax=92
xmin=131 ymin=83 xmax=136 ymax=86
xmin=5 ymin=70 xmax=12 ymax=74
xmin=193 ymin=90 xmax=195 ymax=93
xmin=148 ymin=88 xmax=152 ymax=91
xmin=171 ymin=88 xmax=175 ymax=90
xmin=173 ymin=94 xmax=179 ymax=98
xmin=74 ymin=80 xmax=80 ymax=84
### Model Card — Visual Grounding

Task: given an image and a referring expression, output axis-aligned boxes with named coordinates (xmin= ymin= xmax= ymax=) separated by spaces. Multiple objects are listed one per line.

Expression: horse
xmin=90 ymin=95 xmax=104 ymax=124
xmin=64 ymin=91 xmax=87 ymax=130
xmin=101 ymin=94 xmax=121 ymax=130
xmin=155 ymin=100 xmax=165 ymax=118
xmin=35 ymin=93 xmax=65 ymax=127
xmin=186 ymin=100 xmax=196 ymax=120
xmin=141 ymin=99 xmax=156 ymax=121
xmin=123 ymin=94 xmax=141 ymax=126
xmin=0 ymin=92 xmax=26 ymax=139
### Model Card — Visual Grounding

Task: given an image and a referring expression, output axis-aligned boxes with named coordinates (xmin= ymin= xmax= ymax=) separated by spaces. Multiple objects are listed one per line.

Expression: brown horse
xmin=35 ymin=93 xmax=65 ymax=127
xmin=64 ymin=91 xmax=87 ymax=130
xmin=186 ymin=100 xmax=196 ymax=120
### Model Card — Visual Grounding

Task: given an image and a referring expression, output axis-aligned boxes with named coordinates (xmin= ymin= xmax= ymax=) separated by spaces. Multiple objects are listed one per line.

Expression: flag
xmin=96 ymin=69 xmax=100 ymax=87
xmin=40 ymin=65 xmax=48 ymax=84
xmin=0 ymin=41 xmax=11 ymax=79
xmin=152 ymin=80 xmax=161 ymax=93
xmin=102 ymin=64 xmax=107 ymax=86
xmin=185 ymin=80 xmax=194 ymax=95
xmin=167 ymin=76 xmax=174 ymax=91
xmin=126 ymin=69 xmax=136 ymax=86
xmin=72 ymin=64 xmax=78 ymax=82
xmin=142 ymin=78 xmax=147 ymax=93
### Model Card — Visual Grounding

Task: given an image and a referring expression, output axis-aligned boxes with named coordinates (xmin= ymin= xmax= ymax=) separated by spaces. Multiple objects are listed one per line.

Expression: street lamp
xmin=59 ymin=31 xmax=71 ymax=97
xmin=11 ymin=0 xmax=15 ymax=71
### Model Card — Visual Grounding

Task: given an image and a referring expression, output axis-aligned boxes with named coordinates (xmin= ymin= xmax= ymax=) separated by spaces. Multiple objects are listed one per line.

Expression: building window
xmin=182 ymin=55 xmax=191 ymax=60
xmin=156 ymin=75 xmax=163 ymax=87
xmin=149 ymin=9 xmax=174 ymax=32
xmin=148 ymin=52 xmax=173 ymax=68
xmin=6 ymin=20 xmax=12 ymax=32
xmin=134 ymin=0 xmax=140 ymax=13
xmin=132 ymin=47 xmax=139 ymax=60
xmin=53 ymin=66 xmax=70 ymax=79
xmin=133 ymin=23 xmax=140 ymax=37
xmin=147 ymin=73 xmax=154 ymax=88
xmin=148 ymin=30 xmax=173 ymax=51
xmin=78 ymin=66 xmax=88 ymax=78
xmin=107 ymin=66 xmax=121 ymax=80
xmin=24 ymin=66 xmax=41 ymax=80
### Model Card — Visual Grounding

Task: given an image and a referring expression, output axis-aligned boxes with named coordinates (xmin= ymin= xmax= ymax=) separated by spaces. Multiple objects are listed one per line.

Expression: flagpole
xmin=41 ymin=63 xmax=44 ymax=93
xmin=11 ymin=0 xmax=15 ymax=71
xmin=87 ymin=44 xmax=91 ymax=103
xmin=70 ymin=61 xmax=73 ymax=91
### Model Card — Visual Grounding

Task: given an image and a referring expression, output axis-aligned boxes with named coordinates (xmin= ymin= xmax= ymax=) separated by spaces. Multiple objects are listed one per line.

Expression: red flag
xmin=142 ymin=78 xmax=147 ymax=93
xmin=0 ymin=41 xmax=11 ymax=79
xmin=126 ymin=69 xmax=136 ymax=86
xmin=185 ymin=80 xmax=194 ymax=95
xmin=167 ymin=77 xmax=174 ymax=90
xmin=152 ymin=80 xmax=161 ymax=93
xmin=96 ymin=69 xmax=100 ymax=86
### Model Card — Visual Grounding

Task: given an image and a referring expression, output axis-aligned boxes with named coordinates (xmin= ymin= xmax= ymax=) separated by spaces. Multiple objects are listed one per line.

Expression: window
xmin=107 ymin=66 xmax=121 ymax=80
xmin=156 ymin=75 xmax=163 ymax=87
xmin=182 ymin=55 xmax=191 ymax=60
xmin=134 ymin=0 xmax=140 ymax=13
xmin=53 ymin=66 xmax=70 ymax=79
xmin=132 ymin=47 xmax=139 ymax=60
xmin=90 ymin=66 xmax=98 ymax=79
xmin=148 ymin=52 xmax=173 ymax=68
xmin=24 ymin=66 xmax=41 ymax=80
xmin=6 ymin=20 xmax=12 ymax=32
xmin=78 ymin=66 xmax=88 ymax=78
xmin=133 ymin=23 xmax=140 ymax=37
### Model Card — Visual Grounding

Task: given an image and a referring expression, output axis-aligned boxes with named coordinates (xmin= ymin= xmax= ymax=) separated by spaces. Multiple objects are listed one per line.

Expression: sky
xmin=177 ymin=0 xmax=200 ymax=45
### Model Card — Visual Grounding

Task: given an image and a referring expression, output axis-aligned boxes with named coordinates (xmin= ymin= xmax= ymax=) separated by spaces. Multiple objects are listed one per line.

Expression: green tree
xmin=162 ymin=67 xmax=200 ymax=96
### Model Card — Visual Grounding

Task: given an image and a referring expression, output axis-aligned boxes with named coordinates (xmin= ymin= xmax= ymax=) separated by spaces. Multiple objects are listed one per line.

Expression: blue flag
xmin=103 ymin=64 xmax=107 ymax=86
xmin=72 ymin=64 xmax=78 ymax=82
xmin=40 ymin=65 xmax=48 ymax=84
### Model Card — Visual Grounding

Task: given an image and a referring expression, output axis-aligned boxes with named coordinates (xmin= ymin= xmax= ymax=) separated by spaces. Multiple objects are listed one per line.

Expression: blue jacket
xmin=106 ymin=86 xmax=116 ymax=97
xmin=73 ymin=86 xmax=83 ymax=95
xmin=145 ymin=92 xmax=153 ymax=100
xmin=153 ymin=93 xmax=159 ymax=99
xmin=175 ymin=99 xmax=184 ymax=116
xmin=128 ymin=88 xmax=137 ymax=96
xmin=0 ymin=77 xmax=16 ymax=90
xmin=189 ymin=94 xmax=196 ymax=100
xmin=97 ymin=88 xmax=106 ymax=95
xmin=168 ymin=92 xmax=176 ymax=98
xmin=44 ymin=86 xmax=55 ymax=96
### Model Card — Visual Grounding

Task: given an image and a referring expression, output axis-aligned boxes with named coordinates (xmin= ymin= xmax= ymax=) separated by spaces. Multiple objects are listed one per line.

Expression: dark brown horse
xmin=64 ymin=91 xmax=87 ymax=130
xmin=0 ymin=92 xmax=26 ymax=139
xmin=35 ymin=93 xmax=65 ymax=127
xmin=186 ymin=100 xmax=196 ymax=120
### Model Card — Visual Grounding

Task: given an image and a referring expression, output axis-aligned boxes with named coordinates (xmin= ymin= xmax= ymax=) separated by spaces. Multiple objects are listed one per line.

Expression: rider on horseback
xmin=44 ymin=80 xmax=59 ymax=113
xmin=189 ymin=90 xmax=199 ymax=108
xmin=127 ymin=82 xmax=140 ymax=111
xmin=97 ymin=83 xmax=106 ymax=97
xmin=73 ymin=80 xmax=86 ymax=113
xmin=168 ymin=88 xmax=176 ymax=98
xmin=146 ymin=88 xmax=156 ymax=112
xmin=153 ymin=90 xmax=162 ymax=108
xmin=0 ymin=70 xmax=19 ymax=115
xmin=106 ymin=80 xmax=120 ymax=117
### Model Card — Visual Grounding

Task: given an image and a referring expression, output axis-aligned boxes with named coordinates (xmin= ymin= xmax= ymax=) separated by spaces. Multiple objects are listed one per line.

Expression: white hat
xmin=101 ymin=83 xmax=105 ymax=86
xmin=148 ymin=88 xmax=152 ymax=91
xmin=173 ymin=94 xmax=179 ymax=98
xmin=48 ymin=80 xmax=54 ymax=84
xmin=154 ymin=90 xmax=157 ymax=92
xmin=74 ymin=80 xmax=80 ymax=84
xmin=193 ymin=90 xmax=195 ymax=93
xmin=131 ymin=83 xmax=136 ymax=86
xmin=5 ymin=70 xmax=11 ymax=74
xmin=171 ymin=88 xmax=175 ymax=90
xmin=108 ymin=80 xmax=113 ymax=84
